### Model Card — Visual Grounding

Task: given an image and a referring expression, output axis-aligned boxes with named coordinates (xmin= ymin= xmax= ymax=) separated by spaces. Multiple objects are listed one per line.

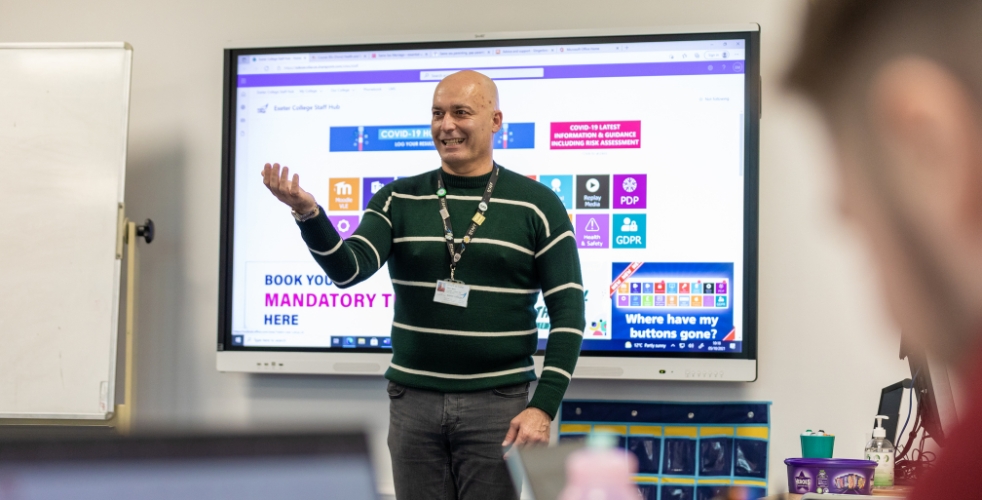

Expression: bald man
xmin=262 ymin=71 xmax=584 ymax=500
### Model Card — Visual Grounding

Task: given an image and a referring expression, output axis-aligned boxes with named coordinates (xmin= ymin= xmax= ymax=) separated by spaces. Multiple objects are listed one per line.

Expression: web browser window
xmin=228 ymin=36 xmax=750 ymax=356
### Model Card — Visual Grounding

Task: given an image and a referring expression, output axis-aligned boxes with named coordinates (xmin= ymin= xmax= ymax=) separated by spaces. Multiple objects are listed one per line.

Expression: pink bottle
xmin=559 ymin=434 xmax=640 ymax=500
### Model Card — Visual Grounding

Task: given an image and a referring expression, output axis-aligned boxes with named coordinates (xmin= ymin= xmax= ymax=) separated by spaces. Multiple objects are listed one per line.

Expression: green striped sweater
xmin=296 ymin=165 xmax=584 ymax=418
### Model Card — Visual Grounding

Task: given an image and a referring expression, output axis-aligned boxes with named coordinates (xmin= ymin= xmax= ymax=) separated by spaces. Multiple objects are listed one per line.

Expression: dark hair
xmin=785 ymin=0 xmax=982 ymax=115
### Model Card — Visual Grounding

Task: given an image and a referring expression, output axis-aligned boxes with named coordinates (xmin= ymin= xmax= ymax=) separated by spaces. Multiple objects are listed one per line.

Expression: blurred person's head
xmin=431 ymin=70 xmax=503 ymax=175
xmin=785 ymin=0 xmax=982 ymax=367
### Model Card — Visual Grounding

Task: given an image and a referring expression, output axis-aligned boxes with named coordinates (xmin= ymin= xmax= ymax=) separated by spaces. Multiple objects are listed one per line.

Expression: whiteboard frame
xmin=0 ymin=42 xmax=132 ymax=420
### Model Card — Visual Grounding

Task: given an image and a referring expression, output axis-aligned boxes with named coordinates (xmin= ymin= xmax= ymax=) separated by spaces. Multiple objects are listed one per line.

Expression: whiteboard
xmin=0 ymin=43 xmax=131 ymax=419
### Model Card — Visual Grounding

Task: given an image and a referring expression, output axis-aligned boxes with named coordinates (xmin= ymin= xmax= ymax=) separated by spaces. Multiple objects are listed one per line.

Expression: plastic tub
xmin=785 ymin=458 xmax=877 ymax=495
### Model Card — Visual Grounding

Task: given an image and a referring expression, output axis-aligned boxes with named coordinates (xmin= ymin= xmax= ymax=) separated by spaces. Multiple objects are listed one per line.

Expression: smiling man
xmin=261 ymin=70 xmax=585 ymax=500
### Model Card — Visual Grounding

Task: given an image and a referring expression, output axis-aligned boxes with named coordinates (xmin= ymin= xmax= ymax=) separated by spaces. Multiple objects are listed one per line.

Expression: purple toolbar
xmin=237 ymin=61 xmax=745 ymax=88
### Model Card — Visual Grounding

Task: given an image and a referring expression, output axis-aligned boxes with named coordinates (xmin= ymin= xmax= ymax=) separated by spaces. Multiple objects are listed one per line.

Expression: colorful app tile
xmin=642 ymin=282 xmax=653 ymax=294
xmin=654 ymin=295 xmax=666 ymax=307
xmin=679 ymin=296 xmax=691 ymax=307
xmin=692 ymin=282 xmax=702 ymax=294
xmin=667 ymin=295 xmax=678 ymax=306
xmin=618 ymin=283 xmax=630 ymax=294
xmin=362 ymin=177 xmax=397 ymax=209
xmin=575 ymin=175 xmax=610 ymax=209
xmin=679 ymin=283 xmax=691 ymax=294
xmin=654 ymin=280 xmax=666 ymax=293
xmin=703 ymin=283 xmax=716 ymax=294
xmin=691 ymin=295 xmax=703 ymax=307
xmin=630 ymin=295 xmax=642 ymax=307
xmin=575 ymin=214 xmax=610 ymax=248
xmin=642 ymin=295 xmax=654 ymax=307
xmin=703 ymin=296 xmax=714 ymax=307
xmin=617 ymin=294 xmax=629 ymax=307
xmin=715 ymin=280 xmax=728 ymax=294
xmin=715 ymin=296 xmax=728 ymax=308
xmin=329 ymin=178 xmax=360 ymax=211
xmin=630 ymin=282 xmax=641 ymax=294
xmin=667 ymin=282 xmax=678 ymax=294
xmin=540 ymin=175 xmax=574 ymax=209
xmin=612 ymin=214 xmax=646 ymax=249
xmin=612 ymin=174 xmax=648 ymax=209
xmin=328 ymin=215 xmax=360 ymax=239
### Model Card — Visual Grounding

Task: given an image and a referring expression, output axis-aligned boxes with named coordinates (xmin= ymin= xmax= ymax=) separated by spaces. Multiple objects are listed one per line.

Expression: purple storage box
xmin=785 ymin=458 xmax=877 ymax=495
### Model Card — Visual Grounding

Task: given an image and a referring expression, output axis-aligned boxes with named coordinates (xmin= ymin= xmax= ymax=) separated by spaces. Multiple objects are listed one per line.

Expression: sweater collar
xmin=440 ymin=163 xmax=498 ymax=189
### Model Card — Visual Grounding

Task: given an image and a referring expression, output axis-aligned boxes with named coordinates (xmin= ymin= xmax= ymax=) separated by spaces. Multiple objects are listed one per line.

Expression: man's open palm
xmin=261 ymin=162 xmax=317 ymax=214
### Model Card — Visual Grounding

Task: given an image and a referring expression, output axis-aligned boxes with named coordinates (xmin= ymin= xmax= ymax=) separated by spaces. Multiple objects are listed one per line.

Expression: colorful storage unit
xmin=559 ymin=401 xmax=770 ymax=500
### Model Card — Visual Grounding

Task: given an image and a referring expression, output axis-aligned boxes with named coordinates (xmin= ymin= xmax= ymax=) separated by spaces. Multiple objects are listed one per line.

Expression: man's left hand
xmin=502 ymin=407 xmax=551 ymax=451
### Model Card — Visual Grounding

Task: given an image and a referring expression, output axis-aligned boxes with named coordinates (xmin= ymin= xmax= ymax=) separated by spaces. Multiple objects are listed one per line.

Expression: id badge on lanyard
xmin=432 ymin=166 xmax=500 ymax=308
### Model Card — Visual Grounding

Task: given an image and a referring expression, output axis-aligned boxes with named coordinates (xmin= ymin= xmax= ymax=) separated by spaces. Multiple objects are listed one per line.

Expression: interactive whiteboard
xmin=218 ymin=27 xmax=759 ymax=381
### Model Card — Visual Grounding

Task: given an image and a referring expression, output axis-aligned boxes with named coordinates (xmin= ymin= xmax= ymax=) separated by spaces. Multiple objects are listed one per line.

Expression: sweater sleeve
xmin=295 ymin=186 xmax=394 ymax=289
xmin=527 ymin=206 xmax=585 ymax=420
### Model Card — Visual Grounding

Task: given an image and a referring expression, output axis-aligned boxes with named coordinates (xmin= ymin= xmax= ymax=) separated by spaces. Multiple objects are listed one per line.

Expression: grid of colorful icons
xmin=559 ymin=400 xmax=770 ymax=500
xmin=529 ymin=173 xmax=648 ymax=250
xmin=615 ymin=278 xmax=730 ymax=309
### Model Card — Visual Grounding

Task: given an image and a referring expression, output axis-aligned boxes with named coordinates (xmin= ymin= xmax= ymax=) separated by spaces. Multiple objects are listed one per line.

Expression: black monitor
xmin=876 ymin=379 xmax=909 ymax=444
xmin=0 ymin=431 xmax=377 ymax=500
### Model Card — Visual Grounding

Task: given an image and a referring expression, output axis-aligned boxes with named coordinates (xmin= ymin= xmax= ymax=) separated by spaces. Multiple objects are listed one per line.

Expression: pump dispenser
xmin=865 ymin=415 xmax=895 ymax=487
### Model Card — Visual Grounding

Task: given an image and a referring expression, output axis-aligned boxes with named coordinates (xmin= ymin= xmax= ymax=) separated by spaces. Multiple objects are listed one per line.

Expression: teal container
xmin=800 ymin=434 xmax=835 ymax=458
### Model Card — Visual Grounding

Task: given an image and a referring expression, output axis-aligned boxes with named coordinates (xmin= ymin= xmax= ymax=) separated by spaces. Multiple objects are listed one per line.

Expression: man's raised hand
xmin=261 ymin=163 xmax=317 ymax=214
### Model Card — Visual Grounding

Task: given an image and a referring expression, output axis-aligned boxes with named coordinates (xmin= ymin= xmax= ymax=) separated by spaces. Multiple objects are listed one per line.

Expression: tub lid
xmin=785 ymin=458 xmax=877 ymax=467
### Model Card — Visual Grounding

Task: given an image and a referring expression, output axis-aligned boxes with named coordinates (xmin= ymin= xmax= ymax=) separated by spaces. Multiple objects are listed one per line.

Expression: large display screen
xmin=219 ymin=30 xmax=759 ymax=362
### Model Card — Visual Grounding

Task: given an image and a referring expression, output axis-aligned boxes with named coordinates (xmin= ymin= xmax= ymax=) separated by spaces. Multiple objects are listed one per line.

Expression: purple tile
xmin=362 ymin=177 xmax=398 ymax=209
xmin=329 ymin=215 xmax=360 ymax=239
xmin=612 ymin=174 xmax=647 ymax=209
xmin=575 ymin=214 xmax=609 ymax=249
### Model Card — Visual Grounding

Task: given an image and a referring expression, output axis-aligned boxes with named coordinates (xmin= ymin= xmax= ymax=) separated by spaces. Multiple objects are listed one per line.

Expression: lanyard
xmin=437 ymin=166 xmax=500 ymax=282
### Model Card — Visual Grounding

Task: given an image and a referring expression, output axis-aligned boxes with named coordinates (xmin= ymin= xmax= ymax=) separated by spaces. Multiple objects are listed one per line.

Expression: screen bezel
xmin=218 ymin=28 xmax=760 ymax=367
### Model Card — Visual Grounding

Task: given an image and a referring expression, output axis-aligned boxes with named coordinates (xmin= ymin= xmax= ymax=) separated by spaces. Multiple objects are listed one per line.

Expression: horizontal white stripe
xmin=550 ymin=327 xmax=585 ymax=337
xmin=393 ymin=322 xmax=537 ymax=337
xmin=542 ymin=366 xmax=572 ymax=379
xmin=535 ymin=231 xmax=574 ymax=258
xmin=392 ymin=236 xmax=532 ymax=255
xmin=309 ymin=239 xmax=343 ymax=256
xmin=389 ymin=363 xmax=535 ymax=380
xmin=389 ymin=192 xmax=552 ymax=237
xmin=391 ymin=279 xmax=436 ymax=288
xmin=543 ymin=282 xmax=584 ymax=297
xmin=392 ymin=192 xmax=438 ymax=200
xmin=390 ymin=279 xmax=536 ymax=295
xmin=470 ymin=284 xmax=538 ymax=294
xmin=392 ymin=236 xmax=444 ymax=244
xmin=364 ymin=209 xmax=392 ymax=227
xmin=382 ymin=194 xmax=393 ymax=212
xmin=470 ymin=238 xmax=533 ymax=256
xmin=333 ymin=248 xmax=360 ymax=286
xmin=349 ymin=235 xmax=380 ymax=269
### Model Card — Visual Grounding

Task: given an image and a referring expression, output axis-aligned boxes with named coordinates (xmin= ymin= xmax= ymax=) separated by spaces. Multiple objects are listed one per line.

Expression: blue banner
xmin=330 ymin=123 xmax=535 ymax=152
xmin=604 ymin=262 xmax=738 ymax=353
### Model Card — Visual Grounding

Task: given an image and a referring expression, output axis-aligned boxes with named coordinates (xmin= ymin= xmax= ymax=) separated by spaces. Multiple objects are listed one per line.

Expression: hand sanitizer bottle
xmin=865 ymin=415 xmax=895 ymax=487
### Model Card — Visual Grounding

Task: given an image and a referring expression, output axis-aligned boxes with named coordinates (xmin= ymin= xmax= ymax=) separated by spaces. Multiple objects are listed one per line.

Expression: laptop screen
xmin=0 ymin=432 xmax=377 ymax=500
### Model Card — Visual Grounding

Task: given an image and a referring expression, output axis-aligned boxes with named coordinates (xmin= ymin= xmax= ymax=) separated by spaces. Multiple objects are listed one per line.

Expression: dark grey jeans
xmin=387 ymin=381 xmax=529 ymax=500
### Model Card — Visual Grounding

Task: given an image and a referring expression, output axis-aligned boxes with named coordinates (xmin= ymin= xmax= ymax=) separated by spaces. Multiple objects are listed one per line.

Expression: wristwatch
xmin=292 ymin=205 xmax=319 ymax=222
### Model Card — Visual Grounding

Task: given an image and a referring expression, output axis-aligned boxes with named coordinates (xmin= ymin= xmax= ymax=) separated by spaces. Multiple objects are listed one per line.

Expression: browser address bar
xmin=420 ymin=68 xmax=545 ymax=81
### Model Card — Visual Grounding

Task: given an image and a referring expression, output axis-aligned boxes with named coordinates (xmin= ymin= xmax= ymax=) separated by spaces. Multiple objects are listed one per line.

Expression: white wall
xmin=0 ymin=0 xmax=912 ymax=495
